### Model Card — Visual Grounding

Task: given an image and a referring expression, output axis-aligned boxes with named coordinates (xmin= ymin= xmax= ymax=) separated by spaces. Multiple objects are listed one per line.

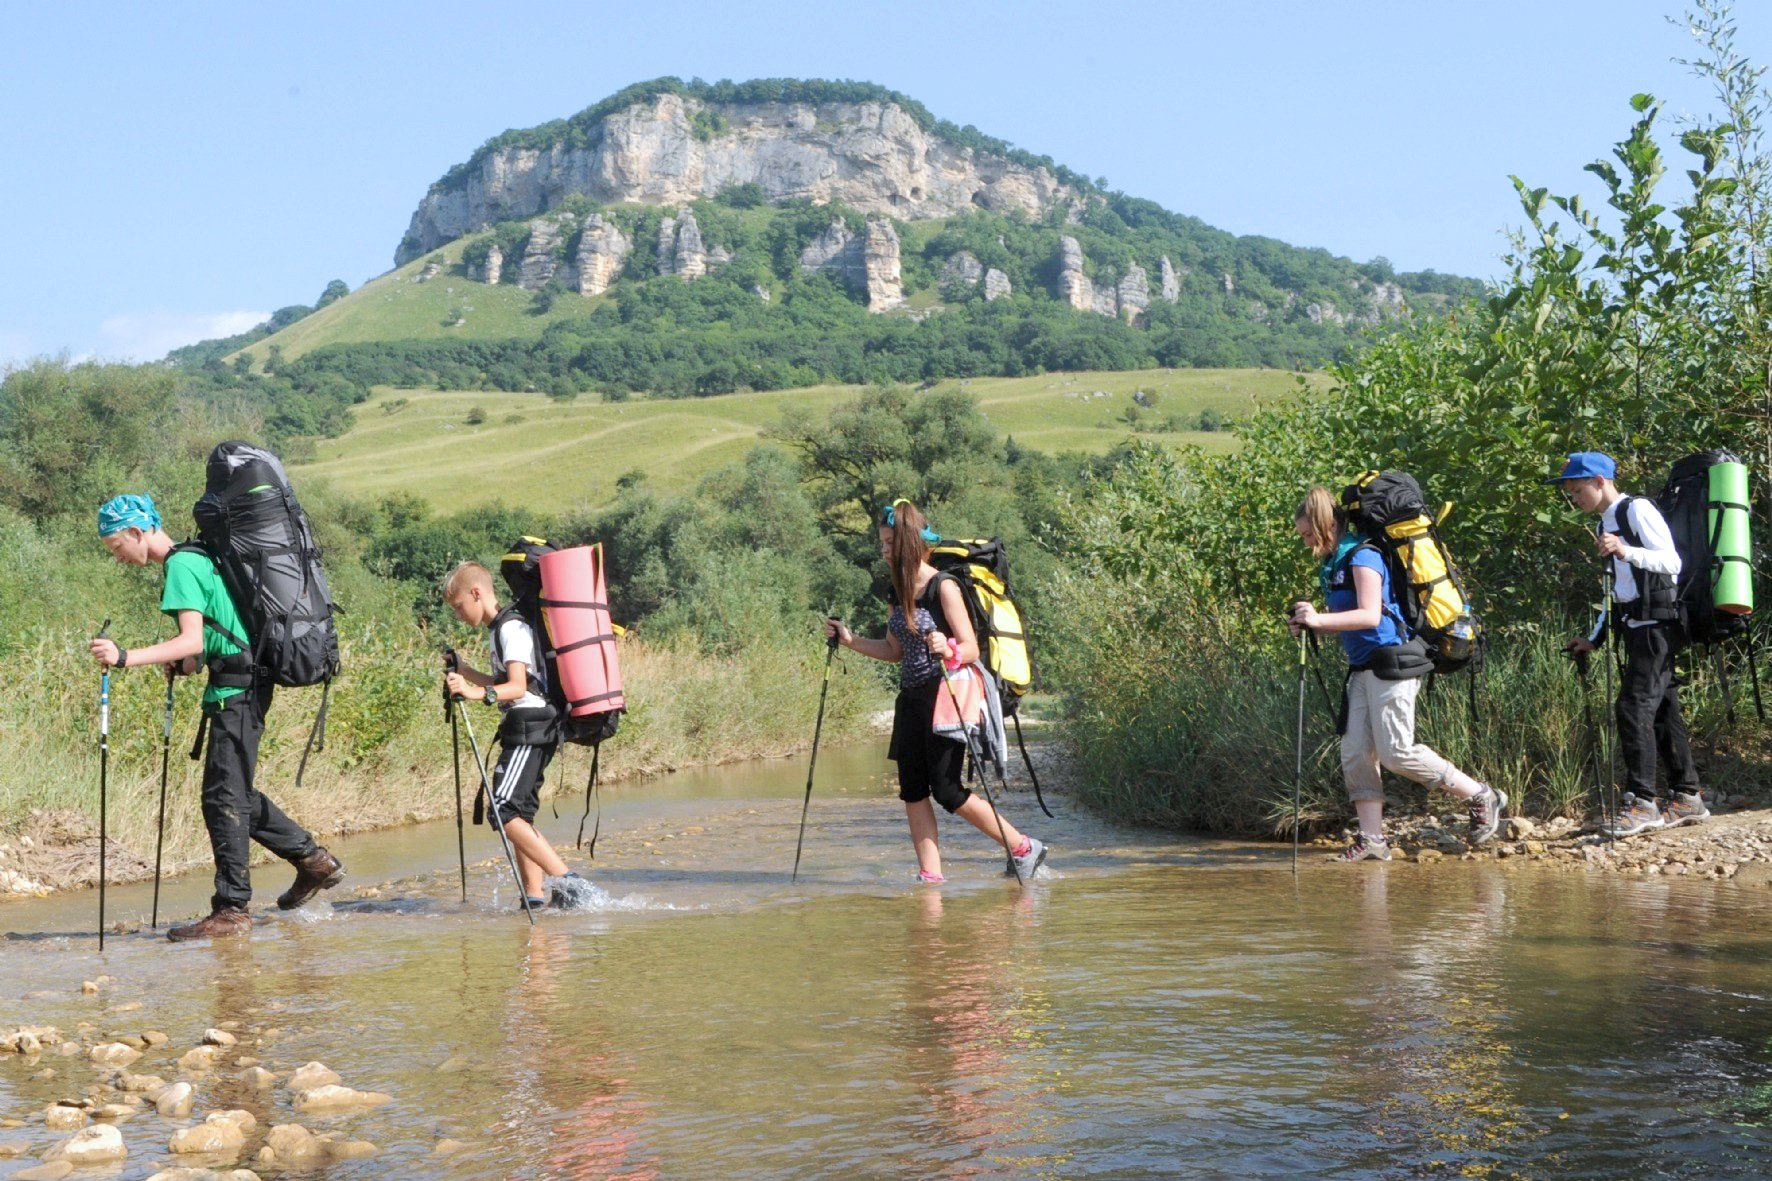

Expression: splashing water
xmin=546 ymin=873 xmax=668 ymax=912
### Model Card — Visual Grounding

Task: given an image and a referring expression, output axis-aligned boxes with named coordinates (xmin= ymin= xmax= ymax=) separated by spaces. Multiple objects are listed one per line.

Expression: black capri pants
xmin=888 ymin=680 xmax=971 ymax=813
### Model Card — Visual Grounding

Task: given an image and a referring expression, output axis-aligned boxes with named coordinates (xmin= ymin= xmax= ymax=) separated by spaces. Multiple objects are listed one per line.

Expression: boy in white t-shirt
xmin=442 ymin=560 xmax=574 ymax=908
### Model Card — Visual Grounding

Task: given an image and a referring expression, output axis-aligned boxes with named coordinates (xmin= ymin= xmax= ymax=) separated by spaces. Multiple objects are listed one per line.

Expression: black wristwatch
xmin=483 ymin=684 xmax=498 ymax=707
xmin=115 ymin=647 xmax=129 ymax=669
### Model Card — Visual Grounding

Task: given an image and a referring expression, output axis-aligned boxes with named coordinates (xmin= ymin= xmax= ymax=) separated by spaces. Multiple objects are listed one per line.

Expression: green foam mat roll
xmin=1709 ymin=460 xmax=1753 ymax=614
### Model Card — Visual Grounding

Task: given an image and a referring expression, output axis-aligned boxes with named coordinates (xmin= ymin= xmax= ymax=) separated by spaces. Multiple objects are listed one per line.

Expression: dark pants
xmin=1616 ymin=623 xmax=1700 ymax=801
xmin=202 ymin=685 xmax=316 ymax=911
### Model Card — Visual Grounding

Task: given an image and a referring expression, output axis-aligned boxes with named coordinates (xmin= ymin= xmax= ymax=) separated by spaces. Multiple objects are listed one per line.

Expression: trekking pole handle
xmin=97 ymin=619 xmax=111 ymax=738
xmin=825 ymin=619 xmax=840 ymax=652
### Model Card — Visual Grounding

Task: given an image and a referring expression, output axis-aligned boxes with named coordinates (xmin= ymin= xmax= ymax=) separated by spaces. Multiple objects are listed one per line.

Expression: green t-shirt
xmin=161 ymin=549 xmax=250 ymax=710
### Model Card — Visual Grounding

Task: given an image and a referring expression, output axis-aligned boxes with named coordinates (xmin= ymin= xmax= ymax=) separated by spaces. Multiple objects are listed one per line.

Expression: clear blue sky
xmin=2 ymin=0 xmax=1765 ymax=366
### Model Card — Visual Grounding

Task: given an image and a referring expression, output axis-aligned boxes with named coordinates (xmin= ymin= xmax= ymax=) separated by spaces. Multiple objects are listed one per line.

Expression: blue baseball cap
xmin=1544 ymin=451 xmax=1617 ymax=483
xmin=97 ymin=493 xmax=163 ymax=537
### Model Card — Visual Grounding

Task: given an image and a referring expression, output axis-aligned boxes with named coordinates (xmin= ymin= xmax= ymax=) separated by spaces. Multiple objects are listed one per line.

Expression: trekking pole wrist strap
xmin=115 ymin=647 xmax=128 ymax=669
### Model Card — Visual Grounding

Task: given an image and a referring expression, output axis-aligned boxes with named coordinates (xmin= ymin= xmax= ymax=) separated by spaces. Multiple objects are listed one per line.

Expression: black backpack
xmin=1656 ymin=450 xmax=1752 ymax=646
xmin=192 ymin=442 xmax=340 ymax=687
xmin=185 ymin=441 xmax=341 ymax=785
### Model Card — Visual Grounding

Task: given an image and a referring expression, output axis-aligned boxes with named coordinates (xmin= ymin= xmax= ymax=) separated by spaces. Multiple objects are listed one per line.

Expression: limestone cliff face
xmin=516 ymin=216 xmax=570 ymax=290
xmin=575 ymin=215 xmax=630 ymax=296
xmin=1057 ymin=236 xmax=1093 ymax=312
xmin=399 ymin=92 xmax=1071 ymax=263
xmin=798 ymin=217 xmax=901 ymax=312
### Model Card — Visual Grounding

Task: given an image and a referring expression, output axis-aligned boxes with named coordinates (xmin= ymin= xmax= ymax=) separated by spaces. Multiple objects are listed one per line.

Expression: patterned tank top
xmin=889 ymin=576 xmax=949 ymax=689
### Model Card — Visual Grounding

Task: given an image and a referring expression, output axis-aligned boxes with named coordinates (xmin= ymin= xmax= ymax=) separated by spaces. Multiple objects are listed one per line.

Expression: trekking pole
xmin=926 ymin=628 xmax=1027 ymax=888
xmin=1293 ymin=625 xmax=1307 ymax=875
xmin=151 ymin=671 xmax=175 ymax=929
xmin=790 ymin=627 xmax=840 ymax=883
xmin=451 ymin=695 xmax=534 ymax=925
xmin=1010 ymin=713 xmax=1055 ymax=819
xmin=1601 ymin=568 xmax=1618 ymax=846
xmin=95 ymin=619 xmax=111 ymax=949
xmin=443 ymin=649 xmax=468 ymax=904
xmin=1571 ymin=649 xmax=1609 ymax=840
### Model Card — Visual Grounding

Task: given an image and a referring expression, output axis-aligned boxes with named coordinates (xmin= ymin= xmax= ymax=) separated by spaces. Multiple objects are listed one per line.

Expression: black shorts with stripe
xmin=489 ymin=742 xmax=555 ymax=826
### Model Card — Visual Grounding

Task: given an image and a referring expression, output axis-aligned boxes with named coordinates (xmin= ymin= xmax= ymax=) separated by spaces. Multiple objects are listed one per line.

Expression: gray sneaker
xmin=1468 ymin=785 xmax=1508 ymax=846
xmin=1602 ymin=792 xmax=1665 ymax=838
xmin=1342 ymin=832 xmax=1392 ymax=862
xmin=1662 ymin=790 xmax=1711 ymax=828
xmin=1007 ymin=837 xmax=1047 ymax=881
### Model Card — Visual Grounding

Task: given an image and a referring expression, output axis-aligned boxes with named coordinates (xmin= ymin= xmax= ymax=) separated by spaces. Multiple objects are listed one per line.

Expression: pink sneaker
xmin=915 ymin=869 xmax=946 ymax=884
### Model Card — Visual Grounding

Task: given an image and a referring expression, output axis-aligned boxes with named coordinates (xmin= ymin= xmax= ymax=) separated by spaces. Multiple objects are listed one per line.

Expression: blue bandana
xmin=97 ymin=493 xmax=162 ymax=538
xmin=879 ymin=501 xmax=941 ymax=544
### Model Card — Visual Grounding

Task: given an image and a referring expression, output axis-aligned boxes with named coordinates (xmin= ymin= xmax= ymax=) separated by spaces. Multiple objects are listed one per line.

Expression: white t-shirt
xmin=1590 ymin=494 xmax=1682 ymax=637
xmin=491 ymin=614 xmax=549 ymax=712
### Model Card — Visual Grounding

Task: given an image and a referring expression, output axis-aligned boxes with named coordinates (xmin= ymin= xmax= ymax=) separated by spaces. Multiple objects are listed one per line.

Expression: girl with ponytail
xmin=1290 ymin=485 xmax=1503 ymax=861
xmin=826 ymin=499 xmax=1048 ymax=882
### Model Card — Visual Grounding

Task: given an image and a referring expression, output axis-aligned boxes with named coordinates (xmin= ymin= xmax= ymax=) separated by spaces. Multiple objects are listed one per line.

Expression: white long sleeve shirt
xmin=1589 ymin=493 xmax=1682 ymax=639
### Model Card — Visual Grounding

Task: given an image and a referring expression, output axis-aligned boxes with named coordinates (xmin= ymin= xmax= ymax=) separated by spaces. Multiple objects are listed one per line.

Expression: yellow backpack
xmin=927 ymin=538 xmax=1032 ymax=707
xmin=1340 ymin=471 xmax=1480 ymax=674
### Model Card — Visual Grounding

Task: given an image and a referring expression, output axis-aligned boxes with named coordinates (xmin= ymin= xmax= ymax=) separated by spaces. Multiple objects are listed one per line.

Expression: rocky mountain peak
xmin=397 ymin=83 xmax=1073 ymax=264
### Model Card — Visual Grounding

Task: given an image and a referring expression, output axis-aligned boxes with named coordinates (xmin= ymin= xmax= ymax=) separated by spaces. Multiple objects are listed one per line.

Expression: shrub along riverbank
xmin=1044 ymin=9 xmax=1772 ymax=837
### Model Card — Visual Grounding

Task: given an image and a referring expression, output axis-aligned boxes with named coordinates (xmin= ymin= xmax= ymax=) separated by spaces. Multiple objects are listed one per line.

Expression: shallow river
xmin=3 ymin=745 xmax=1772 ymax=1179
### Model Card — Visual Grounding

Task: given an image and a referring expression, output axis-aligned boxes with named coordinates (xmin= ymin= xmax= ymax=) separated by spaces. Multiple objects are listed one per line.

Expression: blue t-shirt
xmin=1324 ymin=542 xmax=1404 ymax=667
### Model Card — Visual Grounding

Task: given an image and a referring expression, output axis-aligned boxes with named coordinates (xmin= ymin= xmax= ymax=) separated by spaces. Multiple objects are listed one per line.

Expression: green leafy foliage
xmin=1048 ymin=8 xmax=1772 ymax=833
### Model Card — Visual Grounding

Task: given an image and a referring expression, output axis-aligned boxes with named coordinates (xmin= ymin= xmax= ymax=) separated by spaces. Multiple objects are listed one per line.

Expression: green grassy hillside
xmin=293 ymin=369 xmax=1304 ymax=514
xmin=236 ymin=238 xmax=607 ymax=365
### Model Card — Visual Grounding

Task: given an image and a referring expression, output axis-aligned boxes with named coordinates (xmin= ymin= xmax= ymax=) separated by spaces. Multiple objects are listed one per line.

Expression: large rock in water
xmin=398 ymin=92 xmax=1071 ymax=262
xmin=574 ymin=214 xmax=630 ymax=295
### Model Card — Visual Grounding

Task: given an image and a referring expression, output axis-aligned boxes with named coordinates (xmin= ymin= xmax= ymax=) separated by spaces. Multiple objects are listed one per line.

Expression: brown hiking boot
xmin=166 ymin=907 xmax=251 ymax=943
xmin=277 ymin=847 xmax=345 ymax=910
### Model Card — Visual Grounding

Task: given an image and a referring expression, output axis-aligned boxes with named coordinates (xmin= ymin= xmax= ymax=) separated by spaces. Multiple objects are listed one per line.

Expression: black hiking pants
xmin=1615 ymin=622 xmax=1700 ymax=801
xmin=202 ymin=683 xmax=316 ymax=912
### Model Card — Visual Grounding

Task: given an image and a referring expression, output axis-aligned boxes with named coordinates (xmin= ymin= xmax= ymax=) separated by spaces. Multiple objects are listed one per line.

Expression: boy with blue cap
xmin=1549 ymin=452 xmax=1707 ymax=836
xmin=88 ymin=493 xmax=344 ymax=940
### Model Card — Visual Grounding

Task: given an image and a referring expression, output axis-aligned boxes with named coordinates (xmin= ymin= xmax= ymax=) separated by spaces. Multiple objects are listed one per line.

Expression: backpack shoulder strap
xmin=166 ymin=542 xmax=252 ymax=655
xmin=1613 ymin=496 xmax=1644 ymax=550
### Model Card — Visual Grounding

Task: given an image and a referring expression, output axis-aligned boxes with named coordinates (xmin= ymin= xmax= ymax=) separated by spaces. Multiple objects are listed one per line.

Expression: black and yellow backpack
xmin=927 ymin=537 xmax=1033 ymax=708
xmin=1339 ymin=471 xmax=1481 ymax=675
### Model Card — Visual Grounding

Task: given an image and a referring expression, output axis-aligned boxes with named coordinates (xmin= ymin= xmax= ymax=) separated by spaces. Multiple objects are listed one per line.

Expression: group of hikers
xmin=81 ymin=438 xmax=1736 ymax=940
xmin=1289 ymin=449 xmax=1720 ymax=862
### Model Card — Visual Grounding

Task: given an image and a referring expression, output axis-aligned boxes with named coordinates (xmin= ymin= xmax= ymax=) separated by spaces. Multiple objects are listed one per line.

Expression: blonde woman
xmin=1288 ymin=486 xmax=1504 ymax=860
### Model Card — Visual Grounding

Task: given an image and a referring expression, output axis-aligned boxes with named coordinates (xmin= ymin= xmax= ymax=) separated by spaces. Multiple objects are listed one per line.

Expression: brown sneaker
xmin=277 ymin=847 xmax=345 ymax=910
xmin=1663 ymin=790 xmax=1711 ymax=828
xmin=167 ymin=907 xmax=251 ymax=943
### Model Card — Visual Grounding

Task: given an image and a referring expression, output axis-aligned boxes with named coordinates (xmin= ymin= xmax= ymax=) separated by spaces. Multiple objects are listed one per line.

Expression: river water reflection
xmin=2 ymin=746 xmax=1770 ymax=1178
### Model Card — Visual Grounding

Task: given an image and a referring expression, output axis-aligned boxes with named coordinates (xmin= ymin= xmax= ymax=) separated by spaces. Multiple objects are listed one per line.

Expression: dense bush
xmin=1047 ymin=8 xmax=1772 ymax=833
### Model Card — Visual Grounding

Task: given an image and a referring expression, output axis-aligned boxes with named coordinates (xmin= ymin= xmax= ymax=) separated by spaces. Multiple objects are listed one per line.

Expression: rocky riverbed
xmin=0 ymin=997 xmax=418 ymax=1179
xmin=1333 ymin=799 xmax=1772 ymax=883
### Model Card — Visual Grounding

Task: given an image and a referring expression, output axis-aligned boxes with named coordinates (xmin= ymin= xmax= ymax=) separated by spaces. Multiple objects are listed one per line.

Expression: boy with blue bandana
xmin=88 ymin=493 xmax=344 ymax=941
